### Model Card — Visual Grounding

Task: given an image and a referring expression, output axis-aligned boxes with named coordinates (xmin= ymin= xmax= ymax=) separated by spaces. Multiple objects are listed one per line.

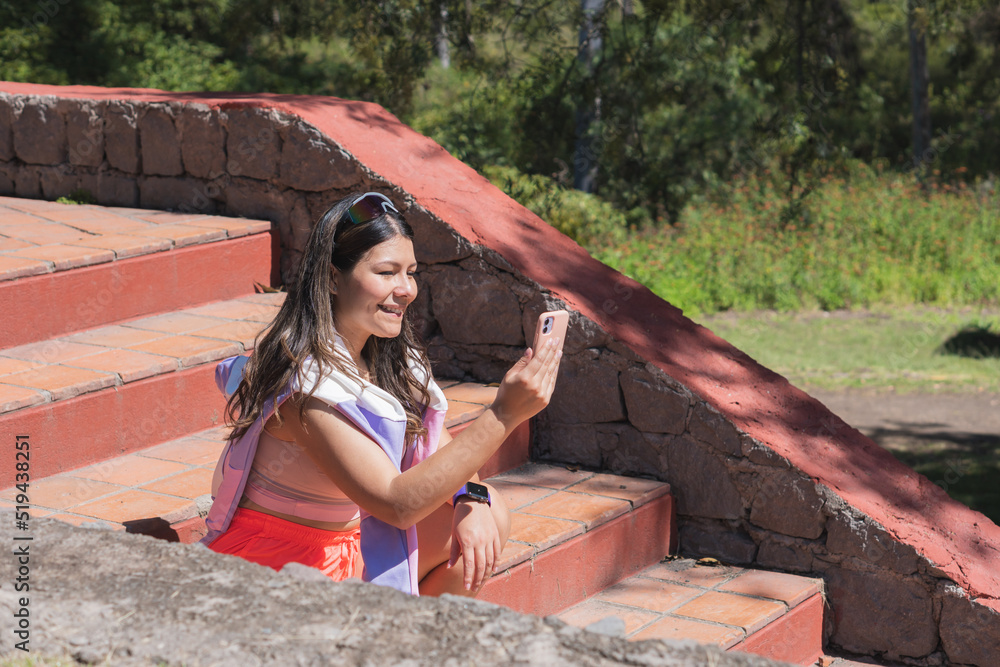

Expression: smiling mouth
xmin=378 ymin=304 xmax=404 ymax=316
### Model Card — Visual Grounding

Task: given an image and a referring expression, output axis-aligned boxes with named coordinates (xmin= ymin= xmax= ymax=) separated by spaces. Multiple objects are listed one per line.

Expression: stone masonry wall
xmin=0 ymin=516 xmax=783 ymax=667
xmin=1 ymin=82 xmax=998 ymax=666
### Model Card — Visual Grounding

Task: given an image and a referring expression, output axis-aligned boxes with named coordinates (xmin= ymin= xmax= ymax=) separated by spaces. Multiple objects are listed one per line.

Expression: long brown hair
xmin=226 ymin=193 xmax=432 ymax=446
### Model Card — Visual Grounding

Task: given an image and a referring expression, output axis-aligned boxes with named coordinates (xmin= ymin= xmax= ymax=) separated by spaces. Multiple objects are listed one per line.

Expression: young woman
xmin=201 ymin=192 xmax=562 ymax=596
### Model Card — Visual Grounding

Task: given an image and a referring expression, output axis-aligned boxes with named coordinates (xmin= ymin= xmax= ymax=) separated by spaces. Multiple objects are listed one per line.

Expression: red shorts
xmin=208 ymin=508 xmax=362 ymax=581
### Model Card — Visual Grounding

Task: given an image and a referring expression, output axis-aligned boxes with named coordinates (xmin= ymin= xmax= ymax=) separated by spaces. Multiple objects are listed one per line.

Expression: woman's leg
xmin=416 ymin=482 xmax=511 ymax=597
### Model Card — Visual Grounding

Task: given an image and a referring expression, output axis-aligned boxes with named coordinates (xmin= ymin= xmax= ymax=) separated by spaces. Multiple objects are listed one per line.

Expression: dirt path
xmin=808 ymin=390 xmax=1000 ymax=438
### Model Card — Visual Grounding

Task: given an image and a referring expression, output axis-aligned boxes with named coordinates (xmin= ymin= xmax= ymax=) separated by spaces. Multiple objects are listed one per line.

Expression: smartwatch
xmin=451 ymin=481 xmax=491 ymax=507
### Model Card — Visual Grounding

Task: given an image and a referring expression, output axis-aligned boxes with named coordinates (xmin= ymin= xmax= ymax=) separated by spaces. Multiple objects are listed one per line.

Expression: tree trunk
xmin=436 ymin=2 xmax=450 ymax=69
xmin=574 ymin=0 xmax=603 ymax=193
xmin=908 ymin=0 xmax=931 ymax=178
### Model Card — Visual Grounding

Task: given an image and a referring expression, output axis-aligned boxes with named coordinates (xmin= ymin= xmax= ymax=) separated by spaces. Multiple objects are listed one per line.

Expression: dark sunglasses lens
xmin=347 ymin=194 xmax=397 ymax=225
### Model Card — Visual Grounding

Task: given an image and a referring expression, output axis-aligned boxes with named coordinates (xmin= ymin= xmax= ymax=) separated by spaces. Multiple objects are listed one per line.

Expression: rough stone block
xmin=753 ymin=531 xmax=816 ymax=572
xmin=825 ymin=512 xmax=919 ymax=575
xmin=687 ymin=402 xmax=743 ymax=456
xmin=139 ymin=105 xmax=183 ymax=176
xmin=428 ymin=266 xmax=523 ymax=346
xmin=406 ymin=205 xmax=474 ymax=264
xmin=621 ymin=366 xmax=690 ymax=434
xmin=179 ymin=104 xmax=227 ymax=179
xmin=750 ymin=473 xmax=826 ymax=539
xmin=279 ymin=121 xmax=356 ymax=190
xmin=668 ymin=435 xmax=743 ymax=520
xmin=678 ymin=519 xmax=758 ymax=564
xmin=39 ymin=165 xmax=78 ymax=200
xmin=546 ymin=353 xmax=625 ymax=424
xmin=225 ymin=107 xmax=282 ymax=180
xmin=940 ymin=586 xmax=1000 ymax=666
xmin=0 ymin=163 xmax=13 ymax=195
xmin=598 ymin=424 xmax=669 ymax=477
xmin=95 ymin=171 xmax=138 ymax=207
xmin=14 ymin=168 xmax=41 ymax=198
xmin=139 ymin=176 xmax=213 ymax=212
xmin=105 ymin=102 xmax=141 ymax=173
xmin=533 ymin=420 xmax=603 ymax=468
xmin=66 ymin=101 xmax=105 ymax=167
xmin=13 ymin=98 xmax=66 ymax=165
xmin=0 ymin=94 xmax=14 ymax=162
xmin=222 ymin=178 xmax=292 ymax=227
xmin=823 ymin=566 xmax=938 ymax=659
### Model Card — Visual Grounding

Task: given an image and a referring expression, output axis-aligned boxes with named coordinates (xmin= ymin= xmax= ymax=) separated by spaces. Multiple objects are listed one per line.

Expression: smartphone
xmin=531 ymin=310 xmax=569 ymax=355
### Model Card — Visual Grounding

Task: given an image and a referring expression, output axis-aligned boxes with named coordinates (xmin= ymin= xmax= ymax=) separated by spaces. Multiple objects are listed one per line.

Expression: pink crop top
xmin=241 ymin=429 xmax=361 ymax=522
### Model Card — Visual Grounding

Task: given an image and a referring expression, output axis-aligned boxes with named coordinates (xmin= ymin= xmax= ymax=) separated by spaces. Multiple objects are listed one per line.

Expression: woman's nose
xmin=395 ymin=275 xmax=417 ymax=299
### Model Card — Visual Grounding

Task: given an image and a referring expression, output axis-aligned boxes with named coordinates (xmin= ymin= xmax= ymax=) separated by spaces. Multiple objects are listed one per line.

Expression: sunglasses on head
xmin=344 ymin=192 xmax=399 ymax=226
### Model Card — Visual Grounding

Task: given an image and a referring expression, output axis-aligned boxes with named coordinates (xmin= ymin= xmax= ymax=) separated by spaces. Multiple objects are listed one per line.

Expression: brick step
xmin=0 ymin=195 xmax=276 ymax=346
xmin=0 ymin=382 xmax=527 ymax=541
xmin=554 ymin=559 xmax=824 ymax=665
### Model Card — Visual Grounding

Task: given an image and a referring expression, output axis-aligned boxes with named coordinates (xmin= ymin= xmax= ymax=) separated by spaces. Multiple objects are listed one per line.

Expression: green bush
xmin=482 ymin=165 xmax=629 ymax=249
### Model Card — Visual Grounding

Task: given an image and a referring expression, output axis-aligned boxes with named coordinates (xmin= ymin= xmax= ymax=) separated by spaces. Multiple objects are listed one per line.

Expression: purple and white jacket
xmin=200 ymin=338 xmax=448 ymax=596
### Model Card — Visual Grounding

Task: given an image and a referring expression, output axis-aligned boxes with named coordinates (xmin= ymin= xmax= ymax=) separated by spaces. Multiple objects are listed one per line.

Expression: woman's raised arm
xmin=283 ymin=338 xmax=563 ymax=529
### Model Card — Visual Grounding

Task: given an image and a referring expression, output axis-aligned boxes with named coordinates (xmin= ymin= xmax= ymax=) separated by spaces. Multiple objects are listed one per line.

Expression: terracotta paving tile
xmin=69 ymin=488 xmax=195 ymax=524
xmin=518 ymin=490 xmax=629 ymax=530
xmin=71 ymin=454 xmax=190 ymax=487
xmin=128 ymin=334 xmax=241 ymax=368
xmin=65 ymin=325 xmax=166 ymax=348
xmin=186 ymin=217 xmax=272 ymax=238
xmin=630 ymin=615 xmax=743 ymax=646
xmin=3 ymin=243 xmax=113 ymax=270
xmin=186 ymin=300 xmax=274 ymax=321
xmin=0 ymin=357 xmax=41 ymax=376
xmin=65 ymin=348 xmax=178 ymax=383
xmin=192 ymin=320 xmax=267 ymax=348
xmin=0 ymin=383 xmax=47 ymax=412
xmin=1 ymin=222 xmax=90 ymax=245
xmin=31 ymin=206 xmax=108 ymax=223
xmin=141 ymin=467 xmax=214 ymax=499
xmin=492 ymin=462 xmax=594 ymax=490
xmin=567 ymin=473 xmax=670 ymax=507
xmin=130 ymin=211 xmax=207 ymax=225
xmin=507 ymin=513 xmax=584 ymax=552
xmin=0 ymin=198 xmax=61 ymax=213
xmin=2 ymin=364 xmax=117 ymax=400
xmin=138 ymin=436 xmax=227 ymax=466
xmin=0 ymin=474 xmax=123 ymax=510
xmin=0 ymin=237 xmax=34 ymax=251
xmin=197 ymin=426 xmax=233 ymax=442
xmin=494 ymin=540 xmax=534 ymax=571
xmin=237 ymin=292 xmax=286 ymax=307
xmin=0 ymin=254 xmax=50 ymax=280
xmin=596 ymin=577 xmax=705 ymax=613
xmin=490 ymin=481 xmax=555 ymax=511
xmin=442 ymin=382 xmax=498 ymax=406
xmin=121 ymin=224 xmax=225 ymax=247
xmin=3 ymin=339 xmax=105 ymax=364
xmin=45 ymin=513 xmax=125 ymax=530
xmin=445 ymin=400 xmax=485 ymax=427
xmin=67 ymin=217 xmax=157 ymax=235
xmin=126 ymin=312 xmax=229 ymax=334
xmin=717 ymin=569 xmax=821 ymax=608
xmin=0 ymin=211 xmax=47 ymax=225
xmin=242 ymin=304 xmax=282 ymax=322
xmin=642 ymin=560 xmax=743 ymax=588
xmin=557 ymin=599 xmax=661 ymax=636
xmin=67 ymin=234 xmax=172 ymax=259
xmin=671 ymin=590 xmax=786 ymax=634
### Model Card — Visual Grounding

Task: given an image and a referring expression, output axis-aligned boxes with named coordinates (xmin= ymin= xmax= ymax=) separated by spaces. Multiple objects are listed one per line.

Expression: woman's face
xmin=331 ymin=234 xmax=418 ymax=348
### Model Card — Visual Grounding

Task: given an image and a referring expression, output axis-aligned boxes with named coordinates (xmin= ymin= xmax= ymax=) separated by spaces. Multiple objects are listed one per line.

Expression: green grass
xmin=698 ymin=306 xmax=1000 ymax=523
xmin=698 ymin=307 xmax=1000 ymax=394
xmin=591 ymin=163 xmax=1000 ymax=319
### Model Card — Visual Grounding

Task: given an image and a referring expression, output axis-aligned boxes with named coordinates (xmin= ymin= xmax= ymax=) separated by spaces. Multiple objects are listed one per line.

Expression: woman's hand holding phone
xmin=491 ymin=311 xmax=567 ymax=430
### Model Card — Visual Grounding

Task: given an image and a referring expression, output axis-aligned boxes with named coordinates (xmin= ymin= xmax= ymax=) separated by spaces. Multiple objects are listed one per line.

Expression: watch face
xmin=466 ymin=481 xmax=490 ymax=502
